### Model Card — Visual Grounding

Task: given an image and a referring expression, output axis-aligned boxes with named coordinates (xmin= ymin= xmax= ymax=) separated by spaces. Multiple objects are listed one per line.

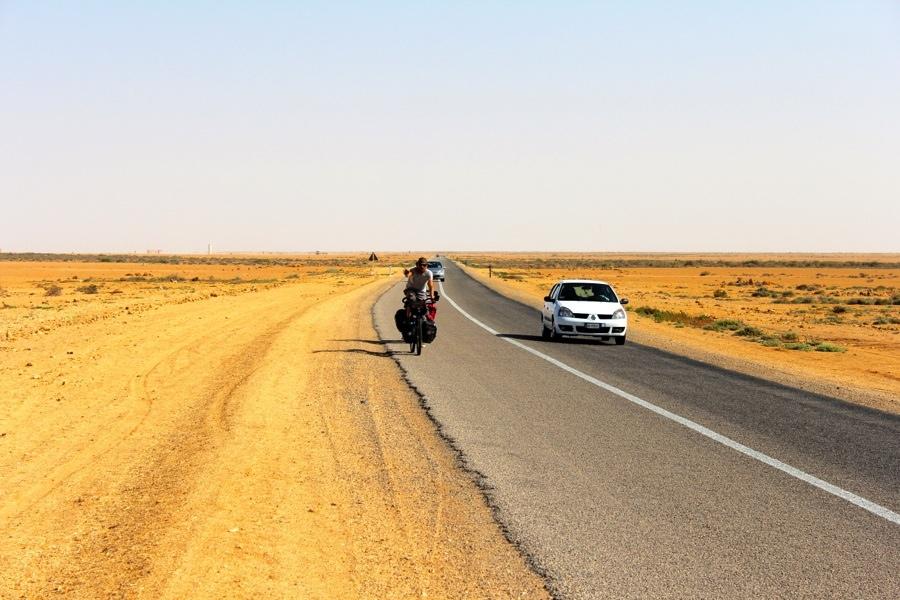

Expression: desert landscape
xmin=451 ymin=253 xmax=900 ymax=414
xmin=2 ymin=252 xmax=898 ymax=597
xmin=4 ymin=3 xmax=898 ymax=596
xmin=0 ymin=254 xmax=548 ymax=599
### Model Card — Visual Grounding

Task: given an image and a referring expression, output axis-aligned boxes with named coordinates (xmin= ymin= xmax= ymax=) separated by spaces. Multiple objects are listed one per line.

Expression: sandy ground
xmin=451 ymin=255 xmax=899 ymax=415
xmin=0 ymin=264 xmax=547 ymax=599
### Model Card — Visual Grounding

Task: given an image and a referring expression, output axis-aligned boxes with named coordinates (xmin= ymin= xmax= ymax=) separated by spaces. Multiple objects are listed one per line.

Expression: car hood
xmin=557 ymin=300 xmax=623 ymax=314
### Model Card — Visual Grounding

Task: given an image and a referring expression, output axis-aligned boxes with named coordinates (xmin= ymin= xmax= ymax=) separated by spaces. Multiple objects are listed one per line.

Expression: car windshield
xmin=558 ymin=283 xmax=617 ymax=302
xmin=428 ymin=262 xmax=442 ymax=269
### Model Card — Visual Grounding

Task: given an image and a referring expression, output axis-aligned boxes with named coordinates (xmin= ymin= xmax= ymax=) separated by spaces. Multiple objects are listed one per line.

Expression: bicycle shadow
xmin=312 ymin=348 xmax=396 ymax=358
xmin=330 ymin=338 xmax=405 ymax=345
xmin=316 ymin=337 xmax=420 ymax=357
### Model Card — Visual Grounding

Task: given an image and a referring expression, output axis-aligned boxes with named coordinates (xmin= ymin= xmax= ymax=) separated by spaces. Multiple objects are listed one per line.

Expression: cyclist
xmin=405 ymin=256 xmax=438 ymax=304
xmin=395 ymin=257 xmax=439 ymax=334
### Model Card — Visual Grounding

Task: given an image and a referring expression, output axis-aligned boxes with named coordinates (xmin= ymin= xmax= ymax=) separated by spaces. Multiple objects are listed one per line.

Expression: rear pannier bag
xmin=394 ymin=309 xmax=407 ymax=335
xmin=395 ymin=308 xmax=437 ymax=343
xmin=395 ymin=309 xmax=416 ymax=342
xmin=422 ymin=320 xmax=437 ymax=343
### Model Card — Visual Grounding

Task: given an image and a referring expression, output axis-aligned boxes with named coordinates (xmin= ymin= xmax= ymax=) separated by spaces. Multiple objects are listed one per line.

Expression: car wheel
xmin=615 ymin=335 xmax=626 ymax=346
xmin=549 ymin=319 xmax=560 ymax=341
xmin=541 ymin=319 xmax=551 ymax=339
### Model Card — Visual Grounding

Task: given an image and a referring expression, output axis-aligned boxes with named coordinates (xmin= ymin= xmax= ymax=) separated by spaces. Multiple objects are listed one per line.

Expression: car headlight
xmin=558 ymin=306 xmax=573 ymax=318
xmin=612 ymin=308 xmax=626 ymax=319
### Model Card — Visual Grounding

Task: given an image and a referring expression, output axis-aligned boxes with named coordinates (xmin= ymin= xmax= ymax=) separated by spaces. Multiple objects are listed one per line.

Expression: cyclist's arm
xmin=427 ymin=275 xmax=435 ymax=299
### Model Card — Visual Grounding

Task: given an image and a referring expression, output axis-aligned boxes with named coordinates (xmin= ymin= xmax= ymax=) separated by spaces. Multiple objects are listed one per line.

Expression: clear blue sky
xmin=2 ymin=1 xmax=898 ymax=252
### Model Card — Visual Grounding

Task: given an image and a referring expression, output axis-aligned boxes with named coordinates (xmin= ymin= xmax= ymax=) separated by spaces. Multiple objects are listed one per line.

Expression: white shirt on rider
xmin=406 ymin=268 xmax=433 ymax=300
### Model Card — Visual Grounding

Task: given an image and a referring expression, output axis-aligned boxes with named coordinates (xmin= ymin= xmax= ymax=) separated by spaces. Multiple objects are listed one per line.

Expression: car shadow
xmin=497 ymin=333 xmax=610 ymax=346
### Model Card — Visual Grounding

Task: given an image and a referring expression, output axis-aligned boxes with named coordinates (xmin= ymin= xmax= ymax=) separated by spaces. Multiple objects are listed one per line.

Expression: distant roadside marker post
xmin=489 ymin=264 xmax=492 ymax=278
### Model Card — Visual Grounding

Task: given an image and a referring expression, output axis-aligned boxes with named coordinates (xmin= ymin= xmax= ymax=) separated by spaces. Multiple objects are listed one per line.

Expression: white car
xmin=541 ymin=280 xmax=629 ymax=344
xmin=427 ymin=261 xmax=445 ymax=281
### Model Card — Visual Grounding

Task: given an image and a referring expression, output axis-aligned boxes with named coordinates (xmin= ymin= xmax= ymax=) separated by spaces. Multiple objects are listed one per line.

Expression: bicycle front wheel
xmin=415 ymin=317 xmax=423 ymax=355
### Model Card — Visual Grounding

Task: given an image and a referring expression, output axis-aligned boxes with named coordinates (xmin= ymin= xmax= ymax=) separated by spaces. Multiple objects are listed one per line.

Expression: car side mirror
xmin=620 ymin=298 xmax=629 ymax=305
xmin=543 ymin=296 xmax=553 ymax=302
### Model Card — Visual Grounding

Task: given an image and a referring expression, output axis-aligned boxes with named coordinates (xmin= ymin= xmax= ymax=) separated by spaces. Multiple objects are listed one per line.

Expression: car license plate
xmin=585 ymin=323 xmax=600 ymax=329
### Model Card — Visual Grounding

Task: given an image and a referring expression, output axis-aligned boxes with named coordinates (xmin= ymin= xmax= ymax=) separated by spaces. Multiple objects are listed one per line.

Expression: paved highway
xmin=373 ymin=260 xmax=900 ymax=599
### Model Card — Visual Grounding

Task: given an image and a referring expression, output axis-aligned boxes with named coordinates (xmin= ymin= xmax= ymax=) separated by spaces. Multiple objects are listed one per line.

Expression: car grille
xmin=572 ymin=313 xmax=613 ymax=320
xmin=575 ymin=325 xmax=611 ymax=334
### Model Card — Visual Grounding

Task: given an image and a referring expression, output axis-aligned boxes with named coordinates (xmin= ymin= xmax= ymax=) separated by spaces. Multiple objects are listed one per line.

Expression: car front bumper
xmin=555 ymin=317 xmax=627 ymax=336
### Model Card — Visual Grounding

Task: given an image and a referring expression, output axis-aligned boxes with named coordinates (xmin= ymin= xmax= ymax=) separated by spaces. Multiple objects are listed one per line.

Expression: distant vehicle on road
xmin=428 ymin=261 xmax=445 ymax=281
xmin=541 ymin=280 xmax=628 ymax=344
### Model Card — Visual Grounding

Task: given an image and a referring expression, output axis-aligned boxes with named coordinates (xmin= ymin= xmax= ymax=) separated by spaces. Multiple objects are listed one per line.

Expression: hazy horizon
xmin=3 ymin=249 xmax=899 ymax=260
xmin=2 ymin=2 xmax=899 ymax=253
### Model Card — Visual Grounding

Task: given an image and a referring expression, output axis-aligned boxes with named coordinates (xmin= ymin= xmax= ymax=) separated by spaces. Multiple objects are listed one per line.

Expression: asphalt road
xmin=373 ymin=260 xmax=900 ymax=599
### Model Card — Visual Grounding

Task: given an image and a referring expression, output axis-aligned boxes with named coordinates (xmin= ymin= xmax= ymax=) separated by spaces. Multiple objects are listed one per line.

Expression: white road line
xmin=439 ymin=283 xmax=900 ymax=526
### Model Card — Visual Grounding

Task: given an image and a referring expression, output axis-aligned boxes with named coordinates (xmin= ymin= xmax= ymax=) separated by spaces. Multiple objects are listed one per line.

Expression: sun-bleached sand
xmin=0 ymin=257 xmax=547 ymax=599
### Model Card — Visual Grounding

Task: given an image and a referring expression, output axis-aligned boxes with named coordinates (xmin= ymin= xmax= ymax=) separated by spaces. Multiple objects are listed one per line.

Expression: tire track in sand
xmin=4 ymin=279 xmax=548 ymax=599
xmin=21 ymin=303 xmax=313 ymax=598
